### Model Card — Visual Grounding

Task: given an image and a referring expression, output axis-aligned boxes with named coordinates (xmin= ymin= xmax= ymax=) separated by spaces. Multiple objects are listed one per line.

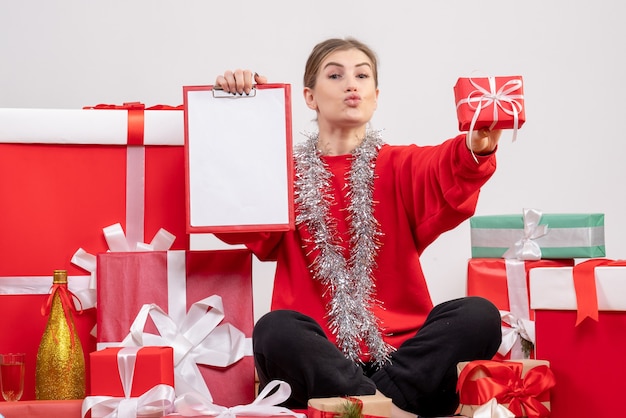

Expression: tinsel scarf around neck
xmin=293 ymin=130 xmax=394 ymax=366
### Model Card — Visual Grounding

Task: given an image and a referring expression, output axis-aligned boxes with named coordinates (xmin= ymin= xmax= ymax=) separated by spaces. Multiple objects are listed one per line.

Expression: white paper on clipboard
xmin=184 ymin=83 xmax=294 ymax=233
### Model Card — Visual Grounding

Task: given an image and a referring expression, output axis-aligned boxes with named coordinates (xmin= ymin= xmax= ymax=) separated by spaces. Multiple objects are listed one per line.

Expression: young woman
xmin=214 ymin=37 xmax=502 ymax=418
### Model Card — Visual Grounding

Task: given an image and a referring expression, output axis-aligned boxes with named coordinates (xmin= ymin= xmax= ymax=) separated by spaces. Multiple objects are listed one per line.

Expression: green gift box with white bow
xmin=470 ymin=209 xmax=605 ymax=259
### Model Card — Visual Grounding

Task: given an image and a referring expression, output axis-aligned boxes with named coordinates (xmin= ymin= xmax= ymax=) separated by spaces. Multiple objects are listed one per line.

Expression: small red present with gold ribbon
xmin=308 ymin=393 xmax=392 ymax=418
xmin=456 ymin=359 xmax=555 ymax=418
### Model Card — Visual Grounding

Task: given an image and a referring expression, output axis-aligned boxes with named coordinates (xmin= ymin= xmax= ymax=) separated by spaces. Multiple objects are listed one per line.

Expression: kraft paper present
xmin=457 ymin=359 xmax=554 ymax=418
xmin=308 ymin=393 xmax=392 ymax=418
xmin=529 ymin=260 xmax=626 ymax=418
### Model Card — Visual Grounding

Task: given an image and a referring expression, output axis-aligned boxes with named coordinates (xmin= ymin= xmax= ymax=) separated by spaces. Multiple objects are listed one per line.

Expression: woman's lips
xmin=344 ymin=94 xmax=362 ymax=106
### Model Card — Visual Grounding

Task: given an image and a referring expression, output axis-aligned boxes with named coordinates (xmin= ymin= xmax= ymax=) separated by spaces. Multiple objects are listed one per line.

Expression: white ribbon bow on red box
xmin=174 ymin=379 xmax=305 ymax=418
xmin=81 ymin=346 xmax=176 ymax=418
xmin=119 ymin=293 xmax=252 ymax=400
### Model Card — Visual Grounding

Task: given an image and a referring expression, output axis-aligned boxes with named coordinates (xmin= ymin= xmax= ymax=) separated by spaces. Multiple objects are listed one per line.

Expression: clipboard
xmin=183 ymin=83 xmax=294 ymax=233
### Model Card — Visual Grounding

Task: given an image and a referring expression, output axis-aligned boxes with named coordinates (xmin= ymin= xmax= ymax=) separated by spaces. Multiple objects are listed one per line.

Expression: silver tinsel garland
xmin=293 ymin=130 xmax=394 ymax=366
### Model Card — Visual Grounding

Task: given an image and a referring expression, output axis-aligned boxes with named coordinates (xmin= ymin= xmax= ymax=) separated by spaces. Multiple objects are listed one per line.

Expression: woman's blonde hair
xmin=303 ymin=38 xmax=379 ymax=89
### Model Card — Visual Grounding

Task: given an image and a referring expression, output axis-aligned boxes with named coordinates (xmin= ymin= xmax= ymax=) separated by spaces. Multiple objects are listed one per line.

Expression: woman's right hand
xmin=215 ymin=69 xmax=268 ymax=95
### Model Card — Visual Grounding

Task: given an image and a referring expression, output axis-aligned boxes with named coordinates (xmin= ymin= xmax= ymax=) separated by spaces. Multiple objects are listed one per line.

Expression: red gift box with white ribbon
xmin=467 ymin=258 xmax=574 ymax=360
xmin=530 ymin=259 xmax=626 ymax=418
xmin=83 ymin=346 xmax=176 ymax=417
xmin=89 ymin=346 xmax=175 ymax=397
xmin=454 ymin=75 xmax=525 ymax=161
xmin=96 ymin=249 xmax=255 ymax=407
xmin=0 ymin=103 xmax=189 ymax=279
xmin=454 ymin=75 xmax=525 ymax=133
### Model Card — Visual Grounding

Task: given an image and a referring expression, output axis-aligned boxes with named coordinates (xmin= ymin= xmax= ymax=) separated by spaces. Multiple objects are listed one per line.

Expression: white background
xmin=2 ymin=0 xmax=624 ymax=323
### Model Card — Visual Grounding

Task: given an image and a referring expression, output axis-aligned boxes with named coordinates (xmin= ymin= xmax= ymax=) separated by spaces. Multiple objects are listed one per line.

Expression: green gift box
xmin=470 ymin=209 xmax=605 ymax=259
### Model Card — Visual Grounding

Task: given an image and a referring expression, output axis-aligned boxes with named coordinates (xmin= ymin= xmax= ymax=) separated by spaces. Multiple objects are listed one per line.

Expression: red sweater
xmin=217 ymin=134 xmax=496 ymax=361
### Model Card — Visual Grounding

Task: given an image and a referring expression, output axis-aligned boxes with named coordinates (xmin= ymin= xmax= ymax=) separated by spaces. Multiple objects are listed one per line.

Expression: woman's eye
xmin=357 ymin=73 xmax=370 ymax=79
xmin=329 ymin=73 xmax=341 ymax=79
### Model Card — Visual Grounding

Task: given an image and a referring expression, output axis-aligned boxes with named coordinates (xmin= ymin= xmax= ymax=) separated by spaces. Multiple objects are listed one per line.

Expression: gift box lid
xmin=0 ymin=106 xmax=183 ymax=145
xmin=530 ymin=265 xmax=626 ymax=311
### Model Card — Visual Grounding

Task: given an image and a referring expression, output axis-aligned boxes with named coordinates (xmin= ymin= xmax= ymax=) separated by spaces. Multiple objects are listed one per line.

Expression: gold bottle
xmin=35 ymin=270 xmax=86 ymax=399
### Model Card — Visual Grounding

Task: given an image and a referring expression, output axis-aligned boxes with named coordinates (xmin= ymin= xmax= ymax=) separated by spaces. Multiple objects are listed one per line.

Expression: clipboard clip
xmin=213 ymin=86 xmax=257 ymax=98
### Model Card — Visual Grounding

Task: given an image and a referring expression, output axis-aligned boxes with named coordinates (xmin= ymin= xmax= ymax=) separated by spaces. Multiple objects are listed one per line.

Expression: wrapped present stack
xmin=467 ymin=208 xmax=605 ymax=360
xmin=0 ymin=103 xmax=189 ymax=401
xmin=95 ymin=249 xmax=256 ymax=407
xmin=463 ymin=208 xmax=607 ymax=417
xmin=0 ymin=100 xmax=266 ymax=415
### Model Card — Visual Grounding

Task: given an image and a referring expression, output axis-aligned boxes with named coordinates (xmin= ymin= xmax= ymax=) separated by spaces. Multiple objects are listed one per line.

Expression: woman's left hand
xmin=470 ymin=127 xmax=502 ymax=155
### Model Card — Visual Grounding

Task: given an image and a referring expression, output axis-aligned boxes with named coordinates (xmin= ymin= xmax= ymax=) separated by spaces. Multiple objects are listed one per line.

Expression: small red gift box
xmin=454 ymin=75 xmax=525 ymax=133
xmin=96 ymin=249 xmax=255 ymax=407
xmin=530 ymin=259 xmax=626 ymax=418
xmin=456 ymin=359 xmax=555 ymax=418
xmin=0 ymin=104 xmax=188 ymax=279
xmin=467 ymin=258 xmax=574 ymax=360
xmin=89 ymin=346 xmax=174 ymax=397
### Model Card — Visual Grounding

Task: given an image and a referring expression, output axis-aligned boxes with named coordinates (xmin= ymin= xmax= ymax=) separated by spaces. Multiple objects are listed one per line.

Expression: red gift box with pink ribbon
xmin=530 ymin=259 xmax=626 ymax=418
xmin=467 ymin=258 xmax=574 ymax=360
xmin=456 ymin=359 xmax=555 ymax=418
xmin=96 ymin=249 xmax=255 ymax=408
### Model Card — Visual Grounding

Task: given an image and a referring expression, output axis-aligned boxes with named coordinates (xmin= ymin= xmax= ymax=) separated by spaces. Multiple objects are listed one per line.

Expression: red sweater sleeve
xmin=213 ymin=231 xmax=284 ymax=261
xmin=392 ymin=134 xmax=496 ymax=253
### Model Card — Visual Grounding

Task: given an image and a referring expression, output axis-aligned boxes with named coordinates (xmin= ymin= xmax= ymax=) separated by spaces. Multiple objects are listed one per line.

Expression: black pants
xmin=253 ymin=296 xmax=501 ymax=417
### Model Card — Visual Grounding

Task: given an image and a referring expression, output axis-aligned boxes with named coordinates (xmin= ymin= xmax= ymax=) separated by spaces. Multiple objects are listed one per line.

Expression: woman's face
xmin=304 ymin=48 xmax=379 ymax=129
